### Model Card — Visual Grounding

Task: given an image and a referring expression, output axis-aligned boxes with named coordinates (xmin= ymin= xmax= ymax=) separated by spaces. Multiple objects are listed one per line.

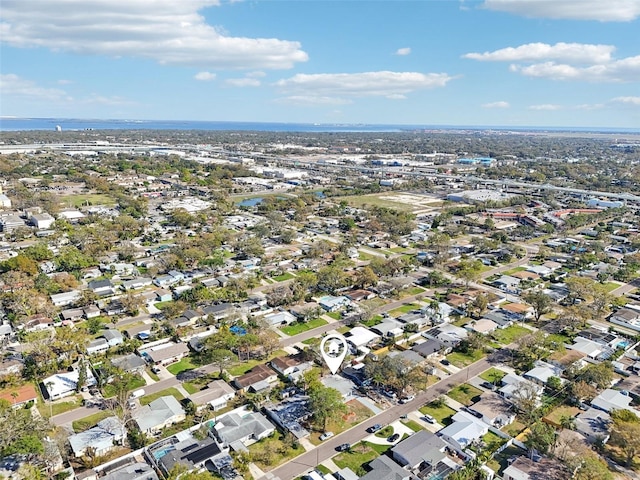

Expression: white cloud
xmin=0 ymin=0 xmax=308 ymax=70
xmin=396 ymin=47 xmax=411 ymax=56
xmin=464 ymin=42 xmax=614 ymax=64
xmin=275 ymin=71 xmax=453 ymax=104
xmin=612 ymin=96 xmax=640 ymax=105
xmin=482 ymin=101 xmax=510 ymax=108
xmin=57 ymin=79 xmax=73 ymax=85
xmin=510 ymin=56 xmax=640 ymax=82
xmin=528 ymin=104 xmax=562 ymax=110
xmin=482 ymin=0 xmax=640 ymax=22
xmin=225 ymin=78 xmax=260 ymax=87
xmin=82 ymin=94 xmax=135 ymax=106
xmin=195 ymin=71 xmax=217 ymax=81
xmin=247 ymin=71 xmax=266 ymax=78
xmin=274 ymin=96 xmax=353 ymax=106
xmin=0 ymin=73 xmax=71 ymax=101
xmin=386 ymin=94 xmax=407 ymax=100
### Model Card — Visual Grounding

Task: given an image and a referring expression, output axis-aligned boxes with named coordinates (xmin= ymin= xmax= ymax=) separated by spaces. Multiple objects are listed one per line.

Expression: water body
xmin=1 ymin=117 xmax=638 ymax=134
xmin=237 ymin=196 xmax=287 ymax=207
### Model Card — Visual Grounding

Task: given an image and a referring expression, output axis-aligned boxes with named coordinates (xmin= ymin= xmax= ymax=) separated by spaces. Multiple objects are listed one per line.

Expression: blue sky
xmin=1 ymin=0 xmax=639 ymax=127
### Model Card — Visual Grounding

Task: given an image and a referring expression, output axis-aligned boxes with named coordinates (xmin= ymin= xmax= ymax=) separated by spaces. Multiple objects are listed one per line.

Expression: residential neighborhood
xmin=0 ymin=129 xmax=639 ymax=480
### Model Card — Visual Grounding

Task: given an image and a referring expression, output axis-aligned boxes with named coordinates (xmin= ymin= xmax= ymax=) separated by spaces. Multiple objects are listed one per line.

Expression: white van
xmin=129 ymin=389 xmax=145 ymax=399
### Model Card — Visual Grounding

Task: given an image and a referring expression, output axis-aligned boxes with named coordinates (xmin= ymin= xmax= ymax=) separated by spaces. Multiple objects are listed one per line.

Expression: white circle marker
xmin=320 ymin=333 xmax=349 ymax=374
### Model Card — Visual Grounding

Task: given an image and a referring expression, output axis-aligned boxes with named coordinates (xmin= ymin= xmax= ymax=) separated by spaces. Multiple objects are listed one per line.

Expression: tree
xmin=511 ymin=381 xmax=542 ymax=425
xmin=121 ymin=291 xmax=144 ymax=316
xmin=203 ymin=349 xmax=236 ymax=374
xmin=524 ymin=421 xmax=556 ymax=456
xmin=456 ymin=258 xmax=483 ymax=287
xmin=581 ymin=362 xmax=614 ymax=390
xmin=354 ymin=266 xmax=379 ymax=289
xmin=574 ymin=454 xmax=613 ymax=480
xmin=308 ymin=384 xmax=347 ymax=431
xmin=522 ymin=290 xmax=553 ymax=323
xmin=469 ymin=293 xmax=488 ymax=318
xmin=546 ymin=376 xmax=563 ymax=394
xmin=610 ymin=409 xmax=640 ymax=467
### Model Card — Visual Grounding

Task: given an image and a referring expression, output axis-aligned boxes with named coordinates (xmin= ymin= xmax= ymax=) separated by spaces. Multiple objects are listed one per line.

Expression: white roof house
xmin=345 ymin=326 xmax=380 ymax=348
xmin=591 ymin=389 xmax=637 ymax=415
xmin=134 ymin=395 xmax=186 ymax=434
xmin=438 ymin=410 xmax=488 ymax=451
xmin=69 ymin=416 xmax=125 ymax=457
xmin=524 ymin=361 xmax=564 ymax=386
xmin=42 ymin=367 xmax=97 ymax=400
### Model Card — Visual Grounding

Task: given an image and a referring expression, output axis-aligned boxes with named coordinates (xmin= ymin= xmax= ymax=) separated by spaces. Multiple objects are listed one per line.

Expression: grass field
xmin=389 ymin=303 xmax=419 ymax=317
xmin=335 ymin=193 xmax=417 ymax=212
xmin=40 ymin=395 xmax=83 ymax=419
xmin=72 ymin=411 xmax=112 ymax=432
xmin=447 ymin=384 xmax=483 ymax=406
xmin=281 ymin=318 xmax=328 ymax=336
xmin=491 ymin=325 xmax=532 ymax=345
xmin=447 ymin=349 xmax=485 ymax=368
xmin=140 ymin=387 xmax=184 ymax=405
xmin=419 ymin=402 xmax=456 ymax=425
xmin=248 ymin=432 xmax=303 ymax=471
xmin=333 ymin=442 xmax=389 ymax=476
xmin=102 ymin=375 xmax=145 ymax=398
xmin=272 ymin=272 xmax=295 ymax=282
xmin=478 ymin=367 xmax=507 ymax=384
xmin=167 ymin=357 xmax=198 ymax=375
xmin=227 ymin=349 xmax=287 ymax=376
xmin=309 ymin=399 xmax=374 ymax=446
xmin=60 ymin=193 xmax=115 ymax=207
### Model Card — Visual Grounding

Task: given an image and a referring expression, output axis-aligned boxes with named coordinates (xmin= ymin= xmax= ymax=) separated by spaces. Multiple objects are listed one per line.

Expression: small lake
xmin=237 ymin=196 xmax=287 ymax=207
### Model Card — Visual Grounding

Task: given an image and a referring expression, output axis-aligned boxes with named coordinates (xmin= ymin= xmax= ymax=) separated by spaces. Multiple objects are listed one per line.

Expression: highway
xmin=262 ymin=357 xmax=493 ymax=480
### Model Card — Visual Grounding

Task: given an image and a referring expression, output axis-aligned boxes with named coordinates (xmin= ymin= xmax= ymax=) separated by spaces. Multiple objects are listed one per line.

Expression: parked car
xmin=367 ymin=424 xmax=383 ymax=433
xmin=440 ymin=359 xmax=450 ymax=366
xmin=422 ymin=414 xmax=436 ymax=424
xmin=399 ymin=395 xmax=415 ymax=404
xmin=319 ymin=432 xmax=334 ymax=441
xmin=388 ymin=433 xmax=400 ymax=442
xmin=480 ymin=381 xmax=496 ymax=390
xmin=336 ymin=443 xmax=350 ymax=452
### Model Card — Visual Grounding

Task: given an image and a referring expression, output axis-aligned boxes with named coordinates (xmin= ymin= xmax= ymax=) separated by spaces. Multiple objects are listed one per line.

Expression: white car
xmin=400 ymin=395 xmax=415 ymax=404
xmin=422 ymin=414 xmax=436 ymax=424
xmin=319 ymin=432 xmax=334 ymax=441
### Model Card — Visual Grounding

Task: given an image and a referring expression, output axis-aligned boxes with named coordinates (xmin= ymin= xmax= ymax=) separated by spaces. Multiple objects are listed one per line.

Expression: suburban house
xmin=467 ymin=392 xmax=515 ymax=428
xmin=50 ymin=290 xmax=81 ymax=307
xmin=203 ymin=303 xmax=237 ymax=322
xmin=263 ymin=311 xmax=296 ymax=327
xmin=422 ymin=324 xmax=468 ymax=348
xmin=42 ymin=367 xmax=98 ymax=400
xmin=134 ymin=396 xmax=186 ymax=434
xmin=391 ymin=430 xmax=450 ymax=471
xmin=233 ymin=363 xmax=279 ymax=393
xmin=503 ymin=456 xmax=568 ymax=480
xmin=101 ymin=462 xmax=158 ymax=480
xmin=69 ymin=417 xmax=125 ymax=457
xmin=87 ymin=329 xmax=124 ymax=355
xmin=591 ymin=389 xmax=638 ymax=415
xmin=264 ymin=396 xmax=312 ymax=439
xmin=371 ymin=318 xmax=404 ymax=338
xmin=0 ymin=384 xmax=38 ymax=408
xmin=344 ymin=326 xmax=381 ymax=350
xmin=498 ymin=374 xmax=544 ymax=404
xmin=211 ymin=407 xmax=275 ymax=449
xmin=156 ymin=436 xmax=230 ymax=477
xmin=121 ymin=277 xmax=153 ymax=290
xmin=141 ymin=342 xmax=190 ymax=366
xmin=110 ymin=353 xmax=147 ymax=374
xmin=360 ymin=455 xmax=419 ymax=480
xmin=411 ymin=338 xmax=447 ymax=359
xmin=188 ymin=380 xmax=236 ymax=411
xmin=317 ymin=295 xmax=350 ymax=312
xmin=270 ymin=354 xmax=312 ymax=381
xmin=575 ymin=408 xmax=611 ymax=444
xmin=88 ymin=279 xmax=115 ymax=297
xmin=438 ymin=410 xmax=489 ymax=452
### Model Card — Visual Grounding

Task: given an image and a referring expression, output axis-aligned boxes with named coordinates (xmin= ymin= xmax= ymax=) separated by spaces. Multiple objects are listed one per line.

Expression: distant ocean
xmin=1 ymin=117 xmax=638 ymax=134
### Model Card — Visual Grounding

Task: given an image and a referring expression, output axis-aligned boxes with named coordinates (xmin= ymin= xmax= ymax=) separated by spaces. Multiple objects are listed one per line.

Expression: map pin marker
xmin=320 ymin=333 xmax=349 ymax=374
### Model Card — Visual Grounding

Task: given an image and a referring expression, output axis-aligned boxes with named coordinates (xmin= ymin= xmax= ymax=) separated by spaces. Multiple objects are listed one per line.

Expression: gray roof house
xmin=101 ymin=462 xmax=158 ymax=480
xmin=360 ymin=455 xmax=419 ymax=480
xmin=133 ymin=396 xmax=186 ymax=434
xmin=576 ymin=408 xmax=611 ymax=444
xmin=189 ymin=380 xmax=236 ymax=411
xmin=110 ymin=353 xmax=146 ymax=373
xmin=69 ymin=416 xmax=125 ymax=457
xmin=212 ymin=407 xmax=275 ymax=449
xmin=391 ymin=430 xmax=448 ymax=470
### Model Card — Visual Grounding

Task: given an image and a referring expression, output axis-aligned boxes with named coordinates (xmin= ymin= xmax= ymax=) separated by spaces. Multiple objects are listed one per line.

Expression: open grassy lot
xmin=400 ymin=287 xmax=427 ymax=298
xmin=447 ymin=349 xmax=485 ymax=368
xmin=361 ymin=315 xmax=383 ymax=327
xmin=72 ymin=411 xmax=112 ymax=432
xmin=333 ymin=442 xmax=391 ymax=476
xmin=326 ymin=312 xmax=342 ymax=320
xmin=281 ymin=318 xmax=328 ymax=336
xmin=248 ymin=431 xmax=304 ymax=471
xmin=40 ymin=395 xmax=83 ymax=419
xmin=335 ymin=193 xmax=417 ymax=212
xmin=309 ymin=399 xmax=374 ymax=446
xmin=544 ymin=405 xmax=580 ymax=426
xmin=103 ymin=375 xmax=145 ymax=398
xmin=389 ymin=303 xmax=419 ymax=316
xmin=273 ymin=272 xmax=295 ymax=282
xmin=140 ymin=387 xmax=184 ymax=405
xmin=478 ymin=367 xmax=507 ymax=384
xmin=502 ymin=419 xmax=526 ymax=437
xmin=491 ymin=325 xmax=532 ymax=345
xmin=486 ymin=445 xmax=526 ymax=475
xmin=227 ymin=349 xmax=287 ymax=376
xmin=447 ymin=384 xmax=483 ymax=406
xmin=601 ymin=281 xmax=621 ymax=292
xmin=167 ymin=357 xmax=198 ymax=376
xmin=60 ymin=193 xmax=115 ymax=207
xmin=419 ymin=402 xmax=456 ymax=426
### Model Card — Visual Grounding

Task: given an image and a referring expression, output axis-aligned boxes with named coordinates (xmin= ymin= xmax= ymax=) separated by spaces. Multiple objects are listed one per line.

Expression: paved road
xmin=51 ymin=405 xmax=96 ymax=427
xmin=262 ymin=357 xmax=492 ymax=480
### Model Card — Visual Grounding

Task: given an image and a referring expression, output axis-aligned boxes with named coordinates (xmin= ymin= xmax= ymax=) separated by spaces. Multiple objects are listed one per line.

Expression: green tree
xmin=610 ymin=409 xmax=640 ymax=467
xmin=522 ymin=290 xmax=553 ymax=323
xmin=574 ymin=454 xmax=613 ymax=480
xmin=524 ymin=421 xmax=556 ymax=455
xmin=308 ymin=384 xmax=347 ymax=430
xmin=203 ymin=349 xmax=236 ymax=374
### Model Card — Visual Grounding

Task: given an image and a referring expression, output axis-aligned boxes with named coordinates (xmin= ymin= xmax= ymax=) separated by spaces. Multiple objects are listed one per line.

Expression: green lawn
xmin=183 ymin=382 xmax=201 ymax=395
xmin=140 ymin=387 xmax=184 ymax=405
xmin=272 ymin=272 xmax=295 ymax=282
xmin=447 ymin=384 xmax=483 ymax=406
xmin=404 ymin=286 xmax=426 ymax=296
xmin=486 ymin=445 xmax=525 ymax=475
xmin=402 ymin=419 xmax=424 ymax=432
xmin=361 ymin=315 xmax=383 ymax=327
xmin=72 ymin=411 xmax=112 ymax=432
xmin=601 ymin=281 xmax=621 ymax=292
xmin=478 ymin=367 xmax=507 ymax=384
xmin=502 ymin=266 xmax=527 ymax=276
xmin=491 ymin=325 xmax=532 ymax=345
xmin=248 ymin=432 xmax=304 ymax=471
xmin=502 ymin=420 xmax=526 ymax=438
xmin=326 ymin=311 xmax=342 ymax=320
xmin=544 ymin=405 xmax=580 ymax=426
xmin=419 ymin=402 xmax=456 ymax=425
xmin=481 ymin=431 xmax=507 ymax=453
xmin=336 ymin=193 xmax=417 ymax=212
xmin=40 ymin=395 xmax=83 ymax=418
xmin=227 ymin=350 xmax=287 ymax=377
xmin=167 ymin=357 xmax=198 ymax=375
xmin=102 ymin=375 xmax=146 ymax=398
xmin=146 ymin=368 xmax=160 ymax=382
xmin=281 ymin=318 xmax=328 ymax=336
xmin=389 ymin=303 xmax=419 ymax=317
xmin=336 ymin=326 xmax=350 ymax=334
xmin=154 ymin=301 xmax=174 ymax=310
xmin=333 ymin=442 xmax=385 ymax=476
xmin=447 ymin=349 xmax=485 ymax=368
xmin=309 ymin=399 xmax=374 ymax=446
xmin=375 ymin=426 xmax=394 ymax=438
